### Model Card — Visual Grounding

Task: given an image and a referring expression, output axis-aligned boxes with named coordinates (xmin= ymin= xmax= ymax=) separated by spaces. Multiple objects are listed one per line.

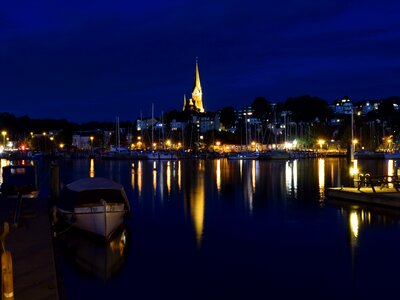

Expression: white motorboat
xmin=57 ymin=177 xmax=130 ymax=240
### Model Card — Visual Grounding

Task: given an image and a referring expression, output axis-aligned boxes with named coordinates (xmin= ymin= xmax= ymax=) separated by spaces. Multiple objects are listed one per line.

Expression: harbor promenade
xmin=0 ymin=194 xmax=60 ymax=300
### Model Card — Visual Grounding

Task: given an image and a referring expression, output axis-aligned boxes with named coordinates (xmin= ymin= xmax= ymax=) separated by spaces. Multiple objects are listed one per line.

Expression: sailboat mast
xmin=245 ymin=112 xmax=248 ymax=152
xmin=116 ymin=116 xmax=120 ymax=149
xmin=151 ymin=103 xmax=154 ymax=150
xmin=162 ymin=111 xmax=165 ymax=149
xmin=351 ymin=107 xmax=354 ymax=161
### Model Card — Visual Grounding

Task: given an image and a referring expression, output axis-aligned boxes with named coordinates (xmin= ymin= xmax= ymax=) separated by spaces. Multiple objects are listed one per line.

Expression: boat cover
xmin=58 ymin=177 xmax=130 ymax=212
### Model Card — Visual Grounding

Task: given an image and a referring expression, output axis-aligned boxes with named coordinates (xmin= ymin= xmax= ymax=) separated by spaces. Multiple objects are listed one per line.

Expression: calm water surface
xmin=28 ymin=158 xmax=400 ymax=299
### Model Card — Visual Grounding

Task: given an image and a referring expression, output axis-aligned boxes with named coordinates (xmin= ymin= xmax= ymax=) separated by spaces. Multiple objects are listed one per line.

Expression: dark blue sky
xmin=1 ymin=0 xmax=400 ymax=122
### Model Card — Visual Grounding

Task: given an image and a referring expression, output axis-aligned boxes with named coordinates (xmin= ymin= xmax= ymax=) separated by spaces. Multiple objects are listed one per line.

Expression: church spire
xmin=191 ymin=57 xmax=204 ymax=113
xmin=193 ymin=57 xmax=201 ymax=92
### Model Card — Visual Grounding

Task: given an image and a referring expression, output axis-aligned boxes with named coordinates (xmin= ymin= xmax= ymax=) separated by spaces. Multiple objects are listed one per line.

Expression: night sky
xmin=1 ymin=0 xmax=400 ymax=123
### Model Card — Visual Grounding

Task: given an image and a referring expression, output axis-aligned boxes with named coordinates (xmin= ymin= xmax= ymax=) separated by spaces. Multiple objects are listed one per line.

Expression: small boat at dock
xmin=57 ymin=177 xmax=131 ymax=240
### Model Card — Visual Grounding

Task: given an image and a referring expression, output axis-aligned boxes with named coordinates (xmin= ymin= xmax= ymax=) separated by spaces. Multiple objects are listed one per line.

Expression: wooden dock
xmin=0 ymin=195 xmax=60 ymax=300
xmin=326 ymin=187 xmax=400 ymax=208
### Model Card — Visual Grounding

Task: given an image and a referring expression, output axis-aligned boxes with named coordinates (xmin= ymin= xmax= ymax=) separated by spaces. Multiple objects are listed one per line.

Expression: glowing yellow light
xmin=318 ymin=139 xmax=325 ymax=149
xmin=350 ymin=160 xmax=359 ymax=176
xmin=216 ymin=159 xmax=221 ymax=192
xmin=1 ymin=131 xmax=7 ymax=147
xmin=42 ymin=132 xmax=46 ymax=136
xmin=166 ymin=161 xmax=171 ymax=194
xmin=350 ymin=211 xmax=359 ymax=238
xmin=89 ymin=158 xmax=95 ymax=177
xmin=215 ymin=141 xmax=221 ymax=146
xmin=190 ymin=169 xmax=205 ymax=249
xmin=59 ymin=143 xmax=65 ymax=149
xmin=318 ymin=158 xmax=325 ymax=198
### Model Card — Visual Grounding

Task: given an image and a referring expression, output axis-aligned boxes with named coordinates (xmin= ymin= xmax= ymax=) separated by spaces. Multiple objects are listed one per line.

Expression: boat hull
xmin=59 ymin=203 xmax=126 ymax=239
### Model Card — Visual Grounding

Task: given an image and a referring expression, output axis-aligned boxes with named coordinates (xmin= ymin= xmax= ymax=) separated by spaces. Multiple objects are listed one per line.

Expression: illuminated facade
xmin=183 ymin=59 xmax=205 ymax=113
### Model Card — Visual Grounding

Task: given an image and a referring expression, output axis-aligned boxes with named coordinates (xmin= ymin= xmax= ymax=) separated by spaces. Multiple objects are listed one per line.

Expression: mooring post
xmin=1 ymin=222 xmax=13 ymax=300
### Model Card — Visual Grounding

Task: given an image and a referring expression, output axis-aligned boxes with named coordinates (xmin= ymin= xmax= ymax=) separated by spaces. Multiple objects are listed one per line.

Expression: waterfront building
xmin=333 ymin=96 xmax=353 ymax=115
xmin=191 ymin=112 xmax=220 ymax=133
xmin=72 ymin=135 xmax=91 ymax=150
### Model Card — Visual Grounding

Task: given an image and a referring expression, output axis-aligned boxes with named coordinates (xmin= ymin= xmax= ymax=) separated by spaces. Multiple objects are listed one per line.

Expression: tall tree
xmin=251 ymin=96 xmax=270 ymax=118
xmin=284 ymin=95 xmax=332 ymax=123
xmin=219 ymin=106 xmax=236 ymax=129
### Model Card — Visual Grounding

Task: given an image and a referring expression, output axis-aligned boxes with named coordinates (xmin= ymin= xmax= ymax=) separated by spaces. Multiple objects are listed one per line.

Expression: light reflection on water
xmin=16 ymin=157 xmax=400 ymax=299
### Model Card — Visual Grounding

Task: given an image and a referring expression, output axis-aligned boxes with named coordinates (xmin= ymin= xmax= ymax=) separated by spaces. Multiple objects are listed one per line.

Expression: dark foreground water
xmin=16 ymin=158 xmax=400 ymax=299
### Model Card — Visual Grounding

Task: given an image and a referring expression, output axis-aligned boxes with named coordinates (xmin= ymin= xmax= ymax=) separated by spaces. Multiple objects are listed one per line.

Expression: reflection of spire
xmin=89 ymin=158 xmax=95 ymax=178
xmin=190 ymin=161 xmax=205 ymax=249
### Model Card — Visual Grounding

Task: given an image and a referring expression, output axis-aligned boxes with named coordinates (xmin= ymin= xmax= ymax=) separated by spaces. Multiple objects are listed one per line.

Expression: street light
xmin=318 ymin=139 xmax=325 ymax=150
xmin=90 ymin=136 xmax=94 ymax=153
xmin=1 ymin=131 xmax=6 ymax=148
xmin=353 ymin=139 xmax=358 ymax=151
xmin=43 ymin=132 xmax=47 ymax=152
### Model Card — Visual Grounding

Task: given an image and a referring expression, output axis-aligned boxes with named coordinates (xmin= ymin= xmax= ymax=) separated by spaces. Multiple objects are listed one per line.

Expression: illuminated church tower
xmin=183 ymin=58 xmax=205 ymax=113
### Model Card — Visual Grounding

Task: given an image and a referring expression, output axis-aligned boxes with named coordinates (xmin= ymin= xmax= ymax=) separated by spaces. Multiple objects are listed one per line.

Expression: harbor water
xmin=8 ymin=158 xmax=400 ymax=299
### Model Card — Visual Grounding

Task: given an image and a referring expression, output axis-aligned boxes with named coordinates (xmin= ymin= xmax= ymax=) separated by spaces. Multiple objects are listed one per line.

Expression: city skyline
xmin=1 ymin=0 xmax=400 ymax=122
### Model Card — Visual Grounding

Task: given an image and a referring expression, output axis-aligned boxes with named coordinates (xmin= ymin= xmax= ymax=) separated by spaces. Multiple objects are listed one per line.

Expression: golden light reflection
xmin=285 ymin=160 xmax=298 ymax=196
xmin=178 ymin=161 xmax=181 ymax=191
xmin=216 ymin=159 xmax=221 ymax=192
xmin=137 ymin=161 xmax=142 ymax=198
xmin=239 ymin=159 xmax=243 ymax=179
xmin=131 ymin=164 xmax=135 ymax=192
xmin=166 ymin=161 xmax=171 ymax=195
xmin=190 ymin=169 xmax=205 ymax=249
xmin=388 ymin=159 xmax=394 ymax=176
xmin=350 ymin=211 xmax=359 ymax=239
xmin=349 ymin=159 xmax=359 ymax=176
xmin=251 ymin=160 xmax=256 ymax=193
xmin=243 ymin=163 xmax=254 ymax=216
xmin=109 ymin=230 xmax=127 ymax=257
xmin=89 ymin=158 xmax=95 ymax=178
xmin=153 ymin=163 xmax=157 ymax=196
xmin=318 ymin=158 xmax=325 ymax=199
